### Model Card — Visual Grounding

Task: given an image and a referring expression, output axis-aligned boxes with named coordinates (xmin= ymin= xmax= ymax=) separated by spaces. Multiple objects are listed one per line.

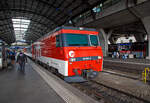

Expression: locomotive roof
xmin=55 ymin=26 xmax=97 ymax=32
xmin=35 ymin=26 xmax=98 ymax=42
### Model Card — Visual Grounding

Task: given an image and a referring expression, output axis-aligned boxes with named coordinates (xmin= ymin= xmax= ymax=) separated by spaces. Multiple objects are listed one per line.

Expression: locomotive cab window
xmin=62 ymin=34 xmax=90 ymax=47
xmin=56 ymin=35 xmax=60 ymax=47
xmin=90 ymin=35 xmax=99 ymax=46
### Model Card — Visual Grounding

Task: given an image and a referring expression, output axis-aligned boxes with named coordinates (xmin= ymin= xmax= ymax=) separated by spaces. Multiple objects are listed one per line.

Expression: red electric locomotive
xmin=31 ymin=26 xmax=103 ymax=82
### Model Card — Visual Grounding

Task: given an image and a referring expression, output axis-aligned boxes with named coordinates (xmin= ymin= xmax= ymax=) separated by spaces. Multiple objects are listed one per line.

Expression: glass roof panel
xmin=12 ymin=18 xmax=30 ymax=41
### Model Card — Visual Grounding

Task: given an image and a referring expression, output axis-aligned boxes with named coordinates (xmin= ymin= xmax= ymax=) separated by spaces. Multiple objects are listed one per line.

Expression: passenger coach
xmin=31 ymin=26 xmax=103 ymax=82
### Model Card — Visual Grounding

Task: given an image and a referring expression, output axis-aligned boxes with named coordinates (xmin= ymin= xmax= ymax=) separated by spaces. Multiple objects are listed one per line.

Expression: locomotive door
xmin=37 ymin=44 xmax=41 ymax=60
xmin=34 ymin=46 xmax=37 ymax=60
xmin=37 ymin=48 xmax=41 ymax=59
xmin=39 ymin=49 xmax=41 ymax=57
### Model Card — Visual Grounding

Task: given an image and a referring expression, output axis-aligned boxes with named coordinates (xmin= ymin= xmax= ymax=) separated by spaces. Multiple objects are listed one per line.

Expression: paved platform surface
xmin=104 ymin=57 xmax=150 ymax=65
xmin=94 ymin=71 xmax=150 ymax=102
xmin=30 ymin=59 xmax=99 ymax=103
xmin=103 ymin=57 xmax=150 ymax=74
xmin=0 ymin=63 xmax=65 ymax=103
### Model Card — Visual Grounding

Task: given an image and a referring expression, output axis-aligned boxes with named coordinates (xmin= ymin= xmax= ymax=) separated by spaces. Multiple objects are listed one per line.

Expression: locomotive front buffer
xmin=64 ymin=69 xmax=99 ymax=83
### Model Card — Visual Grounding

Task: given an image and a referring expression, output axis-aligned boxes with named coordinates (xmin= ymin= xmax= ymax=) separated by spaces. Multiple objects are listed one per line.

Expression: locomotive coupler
xmin=82 ymin=69 xmax=98 ymax=79
xmin=73 ymin=69 xmax=79 ymax=75
xmin=64 ymin=69 xmax=87 ymax=83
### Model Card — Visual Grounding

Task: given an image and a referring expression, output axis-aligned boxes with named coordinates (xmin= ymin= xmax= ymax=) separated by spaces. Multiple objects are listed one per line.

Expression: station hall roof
xmin=0 ymin=0 xmax=106 ymax=44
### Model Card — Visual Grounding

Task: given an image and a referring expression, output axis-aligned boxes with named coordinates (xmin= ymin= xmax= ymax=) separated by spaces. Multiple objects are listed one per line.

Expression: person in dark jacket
xmin=10 ymin=49 xmax=16 ymax=66
xmin=17 ymin=51 xmax=27 ymax=72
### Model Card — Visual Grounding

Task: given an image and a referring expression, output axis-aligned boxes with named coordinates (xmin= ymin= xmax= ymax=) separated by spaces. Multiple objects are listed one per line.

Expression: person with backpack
xmin=16 ymin=51 xmax=27 ymax=72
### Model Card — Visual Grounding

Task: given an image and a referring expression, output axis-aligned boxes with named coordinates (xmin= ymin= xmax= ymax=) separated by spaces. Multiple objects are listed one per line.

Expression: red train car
xmin=31 ymin=26 xmax=103 ymax=82
xmin=23 ymin=46 xmax=32 ymax=58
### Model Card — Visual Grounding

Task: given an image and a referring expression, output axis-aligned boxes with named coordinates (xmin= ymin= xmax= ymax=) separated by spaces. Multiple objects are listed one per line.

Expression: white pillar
xmin=99 ymin=29 xmax=113 ymax=57
xmin=142 ymin=16 xmax=150 ymax=59
xmin=134 ymin=33 xmax=144 ymax=42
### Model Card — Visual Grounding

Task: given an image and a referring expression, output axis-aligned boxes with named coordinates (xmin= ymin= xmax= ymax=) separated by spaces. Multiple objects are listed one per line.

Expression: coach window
xmin=56 ymin=35 xmax=60 ymax=47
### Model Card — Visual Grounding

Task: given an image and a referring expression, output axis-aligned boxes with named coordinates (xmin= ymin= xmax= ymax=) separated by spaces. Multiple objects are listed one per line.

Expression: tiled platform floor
xmin=0 ymin=63 xmax=65 ymax=103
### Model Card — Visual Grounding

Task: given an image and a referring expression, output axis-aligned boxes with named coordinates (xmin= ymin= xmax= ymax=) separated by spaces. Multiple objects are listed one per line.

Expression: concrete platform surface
xmin=30 ymin=59 xmax=99 ymax=103
xmin=104 ymin=57 xmax=150 ymax=65
xmin=0 ymin=63 xmax=65 ymax=103
xmin=103 ymin=57 xmax=150 ymax=74
xmin=94 ymin=71 xmax=150 ymax=102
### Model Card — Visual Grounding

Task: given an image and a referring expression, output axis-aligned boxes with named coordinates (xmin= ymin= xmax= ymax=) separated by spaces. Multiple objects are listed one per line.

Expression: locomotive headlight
xmin=98 ymin=56 xmax=102 ymax=59
xmin=70 ymin=58 xmax=76 ymax=62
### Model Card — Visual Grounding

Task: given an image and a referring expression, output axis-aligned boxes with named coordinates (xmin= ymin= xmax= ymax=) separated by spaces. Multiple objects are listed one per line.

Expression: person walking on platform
xmin=17 ymin=51 xmax=27 ymax=72
xmin=10 ymin=49 xmax=16 ymax=66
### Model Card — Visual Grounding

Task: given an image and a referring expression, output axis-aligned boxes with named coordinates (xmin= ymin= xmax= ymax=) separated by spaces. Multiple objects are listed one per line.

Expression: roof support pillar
xmin=71 ymin=19 xmax=76 ymax=27
xmin=142 ymin=16 xmax=150 ymax=59
xmin=134 ymin=33 xmax=144 ymax=42
xmin=91 ymin=10 xmax=96 ymax=20
xmin=109 ymin=37 xmax=117 ymax=44
xmin=98 ymin=28 xmax=113 ymax=57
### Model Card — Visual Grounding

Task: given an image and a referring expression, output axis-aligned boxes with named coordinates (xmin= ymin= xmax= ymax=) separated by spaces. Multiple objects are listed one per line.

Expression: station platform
xmin=94 ymin=71 xmax=150 ymax=102
xmin=0 ymin=63 xmax=65 ymax=103
xmin=103 ymin=57 xmax=150 ymax=74
xmin=104 ymin=57 xmax=150 ymax=65
xmin=0 ymin=59 xmax=98 ymax=103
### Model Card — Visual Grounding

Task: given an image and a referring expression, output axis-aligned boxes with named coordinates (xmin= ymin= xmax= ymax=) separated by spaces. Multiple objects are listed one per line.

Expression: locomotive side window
xmin=90 ymin=35 xmax=99 ymax=46
xmin=56 ymin=35 xmax=60 ymax=47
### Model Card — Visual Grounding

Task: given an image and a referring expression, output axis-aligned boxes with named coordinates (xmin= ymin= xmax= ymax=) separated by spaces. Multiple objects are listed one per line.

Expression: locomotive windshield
xmin=61 ymin=34 xmax=99 ymax=47
xmin=62 ymin=34 xmax=90 ymax=46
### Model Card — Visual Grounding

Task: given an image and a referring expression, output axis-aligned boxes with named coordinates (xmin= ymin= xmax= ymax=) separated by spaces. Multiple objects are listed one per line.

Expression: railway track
xmin=71 ymin=80 xmax=150 ymax=103
xmin=102 ymin=70 xmax=140 ymax=80
xmin=104 ymin=64 xmax=142 ymax=74
xmin=103 ymin=61 xmax=148 ymax=74
xmin=30 ymin=58 xmax=149 ymax=103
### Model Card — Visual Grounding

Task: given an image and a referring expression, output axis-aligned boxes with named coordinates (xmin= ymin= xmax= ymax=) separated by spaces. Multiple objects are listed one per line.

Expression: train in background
xmin=24 ymin=26 xmax=103 ymax=82
xmin=0 ymin=40 xmax=7 ymax=69
xmin=108 ymin=41 xmax=148 ymax=58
